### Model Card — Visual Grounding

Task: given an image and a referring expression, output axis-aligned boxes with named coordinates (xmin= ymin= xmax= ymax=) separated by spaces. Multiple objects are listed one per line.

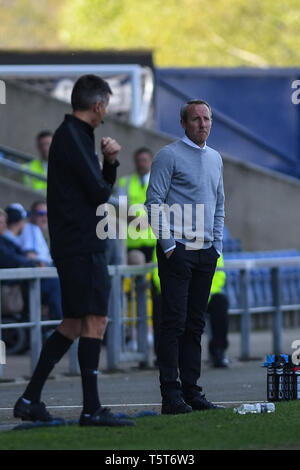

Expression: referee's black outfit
xmin=47 ymin=114 xmax=118 ymax=317
xmin=13 ymin=75 xmax=136 ymax=427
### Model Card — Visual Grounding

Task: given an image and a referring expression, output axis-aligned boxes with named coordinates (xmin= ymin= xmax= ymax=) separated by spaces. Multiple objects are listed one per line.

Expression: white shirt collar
xmin=140 ymin=172 xmax=150 ymax=186
xmin=181 ymin=134 xmax=207 ymax=150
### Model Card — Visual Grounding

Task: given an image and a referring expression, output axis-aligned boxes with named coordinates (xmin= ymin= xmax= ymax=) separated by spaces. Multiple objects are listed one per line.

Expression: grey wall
xmin=1 ymin=80 xmax=300 ymax=251
xmin=0 ymin=175 xmax=42 ymax=210
xmin=0 ymin=80 xmax=169 ymax=176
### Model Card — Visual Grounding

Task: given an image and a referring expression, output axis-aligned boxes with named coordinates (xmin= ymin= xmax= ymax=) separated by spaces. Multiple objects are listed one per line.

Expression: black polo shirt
xmin=47 ymin=114 xmax=119 ymax=260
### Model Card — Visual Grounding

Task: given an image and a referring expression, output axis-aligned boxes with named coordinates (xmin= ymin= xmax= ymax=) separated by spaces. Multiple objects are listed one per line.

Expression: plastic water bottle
xmin=233 ymin=403 xmax=275 ymax=414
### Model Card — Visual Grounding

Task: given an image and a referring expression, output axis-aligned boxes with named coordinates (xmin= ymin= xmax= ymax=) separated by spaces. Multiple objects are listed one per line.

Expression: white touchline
xmin=0 ymin=400 xmax=268 ymax=411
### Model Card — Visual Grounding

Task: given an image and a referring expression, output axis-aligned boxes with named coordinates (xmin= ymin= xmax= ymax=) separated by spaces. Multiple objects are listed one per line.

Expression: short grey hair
xmin=71 ymin=74 xmax=112 ymax=111
xmin=180 ymin=99 xmax=212 ymax=122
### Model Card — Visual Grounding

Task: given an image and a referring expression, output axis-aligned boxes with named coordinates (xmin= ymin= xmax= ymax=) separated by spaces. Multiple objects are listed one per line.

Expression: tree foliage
xmin=0 ymin=0 xmax=62 ymax=49
xmin=58 ymin=0 xmax=300 ymax=66
xmin=1 ymin=0 xmax=300 ymax=66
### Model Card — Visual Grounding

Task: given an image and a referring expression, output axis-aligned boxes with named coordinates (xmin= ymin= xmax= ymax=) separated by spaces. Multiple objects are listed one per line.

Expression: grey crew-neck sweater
xmin=145 ymin=140 xmax=225 ymax=253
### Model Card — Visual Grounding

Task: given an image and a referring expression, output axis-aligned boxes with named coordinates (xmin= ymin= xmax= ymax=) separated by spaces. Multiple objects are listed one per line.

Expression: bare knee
xmin=81 ymin=315 xmax=108 ymax=339
xmin=57 ymin=318 xmax=82 ymax=341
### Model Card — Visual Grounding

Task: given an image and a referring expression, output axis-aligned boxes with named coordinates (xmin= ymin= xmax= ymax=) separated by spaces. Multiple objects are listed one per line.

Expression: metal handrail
xmin=0 ymin=257 xmax=300 ymax=374
xmin=0 ymin=264 xmax=156 ymax=376
xmin=0 ymin=158 xmax=47 ymax=181
xmin=0 ymin=144 xmax=34 ymax=163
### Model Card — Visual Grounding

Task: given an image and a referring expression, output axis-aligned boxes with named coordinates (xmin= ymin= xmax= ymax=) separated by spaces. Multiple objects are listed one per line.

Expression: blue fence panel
xmin=155 ymin=68 xmax=300 ymax=178
xmin=223 ymin=250 xmax=300 ymax=310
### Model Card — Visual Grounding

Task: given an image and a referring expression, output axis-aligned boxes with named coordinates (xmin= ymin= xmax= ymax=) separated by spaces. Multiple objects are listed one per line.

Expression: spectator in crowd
xmin=1 ymin=203 xmax=62 ymax=320
xmin=110 ymin=148 xmax=157 ymax=357
xmin=0 ymin=207 xmax=36 ymax=317
xmin=111 ymin=147 xmax=156 ymax=264
xmin=0 ymin=209 xmax=7 ymax=236
xmin=2 ymin=203 xmax=27 ymax=247
xmin=23 ymin=131 xmax=53 ymax=193
xmin=0 ymin=206 xmax=36 ymax=268
xmin=18 ymin=200 xmax=52 ymax=265
xmin=207 ymin=254 xmax=229 ymax=368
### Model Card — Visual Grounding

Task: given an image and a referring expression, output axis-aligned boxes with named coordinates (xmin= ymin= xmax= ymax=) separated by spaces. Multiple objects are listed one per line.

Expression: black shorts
xmin=55 ymin=252 xmax=111 ymax=319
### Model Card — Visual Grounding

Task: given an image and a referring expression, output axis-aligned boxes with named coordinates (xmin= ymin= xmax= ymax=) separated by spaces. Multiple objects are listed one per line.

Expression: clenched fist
xmin=101 ymin=137 xmax=121 ymax=164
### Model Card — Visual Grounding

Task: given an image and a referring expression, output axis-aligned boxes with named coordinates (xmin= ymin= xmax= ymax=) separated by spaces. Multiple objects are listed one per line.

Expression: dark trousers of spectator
xmin=207 ymin=293 xmax=229 ymax=359
xmin=156 ymin=242 xmax=217 ymax=397
xmin=41 ymin=278 xmax=63 ymax=320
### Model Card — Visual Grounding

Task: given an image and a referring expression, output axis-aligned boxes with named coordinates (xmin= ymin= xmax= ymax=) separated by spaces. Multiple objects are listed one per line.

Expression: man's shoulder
xmin=158 ymin=140 xmax=183 ymax=153
xmin=206 ymin=145 xmax=223 ymax=162
xmin=21 ymin=223 xmax=40 ymax=236
xmin=0 ymin=234 xmax=18 ymax=251
xmin=154 ymin=141 xmax=181 ymax=161
xmin=52 ymin=118 xmax=69 ymax=140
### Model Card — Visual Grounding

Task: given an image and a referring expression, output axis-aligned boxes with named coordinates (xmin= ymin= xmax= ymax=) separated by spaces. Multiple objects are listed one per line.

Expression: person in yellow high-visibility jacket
xmin=23 ymin=131 xmax=53 ymax=193
xmin=113 ymin=147 xmax=156 ymax=263
xmin=206 ymin=254 xmax=229 ymax=368
xmin=152 ymin=251 xmax=229 ymax=368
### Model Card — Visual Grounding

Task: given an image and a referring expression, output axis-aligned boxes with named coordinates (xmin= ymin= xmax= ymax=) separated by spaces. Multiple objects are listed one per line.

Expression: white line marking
xmin=0 ymin=400 xmax=267 ymax=411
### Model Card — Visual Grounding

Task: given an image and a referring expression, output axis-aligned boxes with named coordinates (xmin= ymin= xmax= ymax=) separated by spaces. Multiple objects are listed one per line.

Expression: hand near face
xmin=101 ymin=137 xmax=121 ymax=164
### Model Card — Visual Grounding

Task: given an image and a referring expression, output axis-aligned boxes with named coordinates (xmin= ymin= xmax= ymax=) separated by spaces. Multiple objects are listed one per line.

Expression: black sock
xmin=78 ymin=337 xmax=101 ymax=415
xmin=23 ymin=330 xmax=73 ymax=403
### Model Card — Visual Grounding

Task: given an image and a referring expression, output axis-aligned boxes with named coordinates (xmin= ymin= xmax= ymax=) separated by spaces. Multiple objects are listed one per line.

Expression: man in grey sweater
xmin=145 ymin=99 xmax=225 ymax=414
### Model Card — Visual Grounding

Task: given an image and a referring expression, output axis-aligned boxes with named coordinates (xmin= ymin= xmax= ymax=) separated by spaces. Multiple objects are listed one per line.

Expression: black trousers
xmin=156 ymin=242 xmax=218 ymax=395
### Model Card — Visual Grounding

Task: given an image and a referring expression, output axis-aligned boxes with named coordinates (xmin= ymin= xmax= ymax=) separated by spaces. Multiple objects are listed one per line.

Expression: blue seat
xmin=223 ymin=249 xmax=300 ymax=311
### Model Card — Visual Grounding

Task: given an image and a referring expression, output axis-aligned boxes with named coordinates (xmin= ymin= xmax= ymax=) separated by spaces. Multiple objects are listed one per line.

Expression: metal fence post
xmin=29 ymin=278 xmax=42 ymax=373
xmin=136 ymin=275 xmax=150 ymax=366
xmin=271 ymin=267 xmax=282 ymax=354
xmin=240 ymin=269 xmax=250 ymax=360
xmin=106 ymin=267 xmax=122 ymax=370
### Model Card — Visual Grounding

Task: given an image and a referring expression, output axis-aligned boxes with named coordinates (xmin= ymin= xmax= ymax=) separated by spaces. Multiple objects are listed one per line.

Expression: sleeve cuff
xmin=213 ymin=240 xmax=223 ymax=255
xmin=159 ymin=237 xmax=176 ymax=252
xmin=164 ymin=244 xmax=176 ymax=254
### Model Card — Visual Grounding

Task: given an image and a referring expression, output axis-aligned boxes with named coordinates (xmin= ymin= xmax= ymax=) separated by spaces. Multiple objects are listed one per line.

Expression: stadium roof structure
xmin=0 ymin=50 xmax=155 ymax=126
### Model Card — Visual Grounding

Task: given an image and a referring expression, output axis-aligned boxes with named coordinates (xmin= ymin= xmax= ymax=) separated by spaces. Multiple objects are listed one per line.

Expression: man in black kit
xmin=13 ymin=75 xmax=134 ymax=427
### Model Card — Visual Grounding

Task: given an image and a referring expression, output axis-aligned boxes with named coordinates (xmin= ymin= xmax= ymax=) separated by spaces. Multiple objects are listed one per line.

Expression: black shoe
xmin=161 ymin=398 xmax=193 ymax=415
xmin=184 ymin=393 xmax=223 ymax=411
xmin=79 ymin=407 xmax=136 ymax=427
xmin=13 ymin=397 xmax=54 ymax=422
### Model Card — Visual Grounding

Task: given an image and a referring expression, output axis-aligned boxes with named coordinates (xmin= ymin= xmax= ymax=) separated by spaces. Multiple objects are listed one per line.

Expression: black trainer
xmin=161 ymin=398 xmax=192 ymax=415
xmin=79 ymin=407 xmax=136 ymax=427
xmin=13 ymin=397 xmax=54 ymax=422
xmin=184 ymin=393 xmax=223 ymax=411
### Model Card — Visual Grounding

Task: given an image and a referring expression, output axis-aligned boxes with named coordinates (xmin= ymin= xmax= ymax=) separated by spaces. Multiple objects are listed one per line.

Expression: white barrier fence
xmin=1 ymin=257 xmax=300 ymax=377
